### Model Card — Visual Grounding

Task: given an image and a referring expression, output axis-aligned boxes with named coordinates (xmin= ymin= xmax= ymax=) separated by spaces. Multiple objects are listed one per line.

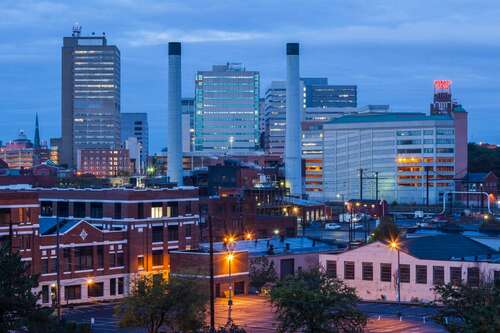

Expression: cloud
xmin=125 ymin=29 xmax=273 ymax=46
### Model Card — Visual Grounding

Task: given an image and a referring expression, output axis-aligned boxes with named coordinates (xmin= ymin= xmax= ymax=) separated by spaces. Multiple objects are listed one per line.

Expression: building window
xmin=467 ymin=267 xmax=480 ymax=287
xmin=73 ymin=202 xmax=86 ymax=218
xmin=400 ymin=264 xmax=410 ymax=283
xmin=137 ymin=203 xmax=144 ymax=219
xmin=63 ymin=248 xmax=72 ymax=272
xmin=280 ymin=258 xmax=295 ymax=279
xmin=344 ymin=261 xmax=355 ymax=280
xmin=137 ymin=256 xmax=144 ymax=270
xmin=114 ymin=203 xmax=122 ymax=219
xmin=362 ymin=262 xmax=373 ymax=281
xmin=152 ymin=250 xmax=163 ymax=266
xmin=21 ymin=235 xmax=31 ymax=250
xmin=117 ymin=277 xmax=124 ymax=294
xmin=57 ymin=202 xmax=69 ymax=218
xmin=110 ymin=252 xmax=124 ymax=267
xmin=450 ymin=267 xmax=462 ymax=286
xmin=88 ymin=282 xmax=104 ymax=297
xmin=152 ymin=226 xmax=164 ymax=243
xmin=40 ymin=201 xmax=53 ymax=216
xmin=75 ymin=246 xmax=93 ymax=270
xmin=380 ymin=263 xmax=391 ymax=282
xmin=168 ymin=225 xmax=179 ymax=241
xmin=49 ymin=258 xmax=57 ymax=273
xmin=416 ymin=265 xmax=427 ymax=284
xmin=42 ymin=285 xmax=49 ymax=303
xmin=151 ymin=203 xmax=163 ymax=218
xmin=326 ymin=260 xmax=337 ymax=278
xmin=110 ymin=278 xmax=116 ymax=296
xmin=97 ymin=245 xmax=104 ymax=269
xmin=41 ymin=258 xmax=49 ymax=274
xmin=90 ymin=202 xmax=103 ymax=219
xmin=65 ymin=285 xmax=81 ymax=300
xmin=184 ymin=224 xmax=192 ymax=238
xmin=433 ymin=266 xmax=445 ymax=285
xmin=166 ymin=202 xmax=178 ymax=217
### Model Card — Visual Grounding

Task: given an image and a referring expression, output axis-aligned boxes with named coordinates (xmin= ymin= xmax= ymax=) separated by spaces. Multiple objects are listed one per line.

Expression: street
xmin=64 ymin=296 xmax=446 ymax=332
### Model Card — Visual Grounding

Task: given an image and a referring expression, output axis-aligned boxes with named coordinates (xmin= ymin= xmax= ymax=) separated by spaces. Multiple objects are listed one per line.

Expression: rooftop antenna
xmin=72 ymin=23 xmax=81 ymax=37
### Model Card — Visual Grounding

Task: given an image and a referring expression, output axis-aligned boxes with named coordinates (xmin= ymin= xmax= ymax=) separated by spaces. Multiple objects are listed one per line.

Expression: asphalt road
xmin=64 ymin=296 xmax=446 ymax=333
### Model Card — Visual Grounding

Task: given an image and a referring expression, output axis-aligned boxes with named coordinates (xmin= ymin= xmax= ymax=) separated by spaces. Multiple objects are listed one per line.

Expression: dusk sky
xmin=1 ymin=0 xmax=499 ymax=153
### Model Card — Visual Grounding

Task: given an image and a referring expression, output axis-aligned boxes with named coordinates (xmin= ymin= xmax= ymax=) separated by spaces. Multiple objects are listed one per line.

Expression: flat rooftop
xmin=200 ymin=237 xmax=338 ymax=256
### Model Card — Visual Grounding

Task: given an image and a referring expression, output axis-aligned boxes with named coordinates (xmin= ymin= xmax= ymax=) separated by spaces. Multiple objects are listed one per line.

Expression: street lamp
xmin=225 ymin=235 xmax=236 ymax=326
xmin=389 ymin=240 xmax=401 ymax=304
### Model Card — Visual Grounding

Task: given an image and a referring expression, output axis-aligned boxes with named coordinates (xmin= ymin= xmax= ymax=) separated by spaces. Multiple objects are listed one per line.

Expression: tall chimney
xmin=285 ymin=43 xmax=302 ymax=196
xmin=167 ymin=42 xmax=183 ymax=185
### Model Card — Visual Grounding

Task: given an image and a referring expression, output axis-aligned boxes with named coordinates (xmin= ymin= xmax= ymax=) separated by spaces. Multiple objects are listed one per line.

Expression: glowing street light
xmin=388 ymin=240 xmax=401 ymax=304
xmin=273 ymin=229 xmax=280 ymax=235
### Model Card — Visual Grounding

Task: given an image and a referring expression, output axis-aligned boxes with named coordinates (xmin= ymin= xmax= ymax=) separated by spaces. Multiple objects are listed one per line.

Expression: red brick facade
xmin=0 ymin=187 xmax=200 ymax=305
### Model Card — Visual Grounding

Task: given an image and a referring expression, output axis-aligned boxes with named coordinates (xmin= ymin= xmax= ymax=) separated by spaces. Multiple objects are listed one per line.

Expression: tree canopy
xmin=370 ymin=216 xmax=401 ymax=242
xmin=468 ymin=143 xmax=500 ymax=176
xmin=434 ymin=281 xmax=500 ymax=333
xmin=270 ymin=268 xmax=366 ymax=333
xmin=0 ymin=243 xmax=56 ymax=332
xmin=249 ymin=256 xmax=278 ymax=291
xmin=115 ymin=274 xmax=209 ymax=333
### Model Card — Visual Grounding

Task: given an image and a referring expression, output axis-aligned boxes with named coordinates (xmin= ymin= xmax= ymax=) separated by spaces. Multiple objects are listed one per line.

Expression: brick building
xmin=0 ymin=187 xmax=200 ymax=305
xmin=77 ymin=148 xmax=132 ymax=178
xmin=170 ymin=250 xmax=249 ymax=297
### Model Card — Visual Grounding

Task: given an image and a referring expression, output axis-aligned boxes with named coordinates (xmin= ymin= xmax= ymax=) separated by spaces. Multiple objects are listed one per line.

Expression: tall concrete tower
xmin=285 ymin=43 xmax=302 ymax=196
xmin=167 ymin=42 xmax=183 ymax=185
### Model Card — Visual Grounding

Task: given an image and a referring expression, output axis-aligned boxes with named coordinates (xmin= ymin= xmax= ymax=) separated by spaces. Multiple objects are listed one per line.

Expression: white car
xmin=324 ymin=223 xmax=341 ymax=230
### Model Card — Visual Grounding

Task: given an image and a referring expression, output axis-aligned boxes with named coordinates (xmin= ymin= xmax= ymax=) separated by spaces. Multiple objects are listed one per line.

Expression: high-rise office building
xmin=120 ymin=112 xmax=149 ymax=170
xmin=61 ymin=25 xmax=121 ymax=168
xmin=302 ymin=78 xmax=357 ymax=109
xmin=263 ymin=78 xmax=358 ymax=157
xmin=264 ymin=81 xmax=287 ymax=156
xmin=194 ymin=63 xmax=260 ymax=153
xmin=182 ymin=98 xmax=195 ymax=152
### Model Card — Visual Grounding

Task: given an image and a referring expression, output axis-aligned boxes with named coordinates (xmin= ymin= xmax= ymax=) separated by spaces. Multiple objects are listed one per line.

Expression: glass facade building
xmin=61 ymin=28 xmax=121 ymax=168
xmin=194 ymin=63 xmax=260 ymax=153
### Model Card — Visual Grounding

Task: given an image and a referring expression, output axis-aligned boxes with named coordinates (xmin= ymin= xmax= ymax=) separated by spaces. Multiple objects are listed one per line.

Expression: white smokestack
xmin=167 ymin=42 xmax=183 ymax=185
xmin=285 ymin=43 xmax=302 ymax=196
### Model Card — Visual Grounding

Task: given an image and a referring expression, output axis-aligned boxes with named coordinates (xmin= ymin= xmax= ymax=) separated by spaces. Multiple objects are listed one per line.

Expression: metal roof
xmin=400 ymin=234 xmax=498 ymax=261
xmin=326 ymin=113 xmax=452 ymax=124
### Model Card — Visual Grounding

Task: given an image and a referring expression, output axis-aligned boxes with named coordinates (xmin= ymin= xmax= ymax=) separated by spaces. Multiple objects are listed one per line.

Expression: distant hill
xmin=468 ymin=143 xmax=500 ymax=176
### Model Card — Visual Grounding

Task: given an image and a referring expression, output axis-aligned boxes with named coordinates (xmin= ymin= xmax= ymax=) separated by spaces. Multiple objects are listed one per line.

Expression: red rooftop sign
xmin=433 ymin=80 xmax=452 ymax=90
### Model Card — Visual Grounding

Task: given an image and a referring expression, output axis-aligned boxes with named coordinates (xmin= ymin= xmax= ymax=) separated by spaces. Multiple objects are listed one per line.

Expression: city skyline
xmin=1 ymin=0 xmax=500 ymax=153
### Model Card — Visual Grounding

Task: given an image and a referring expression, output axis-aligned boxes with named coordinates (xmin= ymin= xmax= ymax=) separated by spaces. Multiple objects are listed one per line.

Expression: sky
xmin=1 ymin=0 xmax=499 ymax=153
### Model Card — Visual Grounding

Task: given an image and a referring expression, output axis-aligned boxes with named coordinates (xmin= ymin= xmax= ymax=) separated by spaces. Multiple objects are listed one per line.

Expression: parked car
xmin=324 ymin=223 xmax=341 ymax=230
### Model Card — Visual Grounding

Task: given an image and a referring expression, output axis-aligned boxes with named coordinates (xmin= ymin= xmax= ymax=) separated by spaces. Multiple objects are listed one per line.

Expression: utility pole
xmin=374 ymin=172 xmax=379 ymax=201
xmin=56 ymin=216 xmax=61 ymax=322
xmin=425 ymin=166 xmax=430 ymax=207
xmin=9 ymin=215 xmax=13 ymax=254
xmin=208 ymin=216 xmax=215 ymax=332
xmin=359 ymin=168 xmax=364 ymax=200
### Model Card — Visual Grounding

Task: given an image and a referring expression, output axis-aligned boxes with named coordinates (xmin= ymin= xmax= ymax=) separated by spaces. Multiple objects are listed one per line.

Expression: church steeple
xmin=34 ymin=113 xmax=40 ymax=148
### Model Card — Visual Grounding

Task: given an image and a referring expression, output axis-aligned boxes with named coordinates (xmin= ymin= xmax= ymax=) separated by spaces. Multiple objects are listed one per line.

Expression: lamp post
xmin=225 ymin=236 xmax=236 ymax=326
xmin=389 ymin=240 xmax=401 ymax=304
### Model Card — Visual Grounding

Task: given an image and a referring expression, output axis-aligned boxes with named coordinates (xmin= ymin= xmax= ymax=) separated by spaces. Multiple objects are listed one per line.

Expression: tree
xmin=249 ymin=256 xmax=278 ymax=291
xmin=370 ymin=216 xmax=400 ymax=242
xmin=434 ymin=281 xmax=500 ymax=333
xmin=115 ymin=274 xmax=209 ymax=333
xmin=270 ymin=268 xmax=366 ymax=333
xmin=468 ymin=143 xmax=500 ymax=176
xmin=0 ymin=243 xmax=56 ymax=332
